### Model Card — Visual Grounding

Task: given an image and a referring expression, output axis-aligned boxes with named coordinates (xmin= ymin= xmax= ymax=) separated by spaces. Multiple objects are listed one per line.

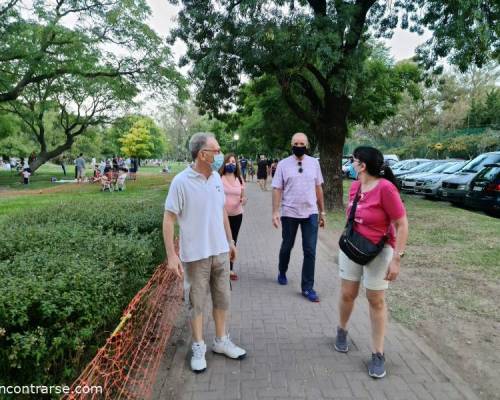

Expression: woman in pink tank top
xmin=219 ymin=153 xmax=247 ymax=281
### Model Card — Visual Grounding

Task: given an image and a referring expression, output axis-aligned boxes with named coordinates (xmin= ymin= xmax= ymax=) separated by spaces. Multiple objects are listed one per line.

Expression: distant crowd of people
xmin=0 ymin=152 xmax=37 ymax=184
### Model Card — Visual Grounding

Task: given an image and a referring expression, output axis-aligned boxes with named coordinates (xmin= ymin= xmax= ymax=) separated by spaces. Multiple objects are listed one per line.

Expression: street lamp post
xmin=233 ymin=133 xmax=239 ymax=153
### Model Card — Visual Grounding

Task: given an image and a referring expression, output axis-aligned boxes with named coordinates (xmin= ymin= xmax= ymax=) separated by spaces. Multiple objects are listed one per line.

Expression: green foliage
xmin=1 ymin=0 xmax=186 ymax=104
xmin=0 ymin=196 xmax=165 ymax=392
xmin=233 ymin=75 xmax=310 ymax=157
xmin=371 ymin=129 xmax=500 ymax=159
xmin=170 ymin=0 xmax=497 ymax=207
xmin=0 ymin=0 xmax=186 ymax=172
xmin=467 ymin=89 xmax=500 ymax=128
xmin=119 ymin=116 xmax=166 ymax=159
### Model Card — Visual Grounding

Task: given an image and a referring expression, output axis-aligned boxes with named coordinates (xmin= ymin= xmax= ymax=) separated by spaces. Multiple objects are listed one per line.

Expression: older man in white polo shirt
xmin=163 ymin=132 xmax=246 ymax=373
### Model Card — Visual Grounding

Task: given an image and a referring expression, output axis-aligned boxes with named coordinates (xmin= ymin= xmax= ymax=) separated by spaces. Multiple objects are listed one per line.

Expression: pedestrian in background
xmin=272 ymin=132 xmax=325 ymax=302
xmin=220 ymin=153 xmax=247 ymax=281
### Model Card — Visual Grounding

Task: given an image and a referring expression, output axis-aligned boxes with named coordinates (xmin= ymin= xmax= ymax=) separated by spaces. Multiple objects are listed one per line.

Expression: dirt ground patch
xmin=323 ymin=224 xmax=499 ymax=400
xmin=388 ymin=248 xmax=500 ymax=400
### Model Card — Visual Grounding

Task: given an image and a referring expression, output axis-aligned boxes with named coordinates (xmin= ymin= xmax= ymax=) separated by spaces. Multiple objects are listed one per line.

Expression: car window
xmin=423 ymin=162 xmax=443 ymax=172
xmin=462 ymin=154 xmax=500 ymax=173
xmin=429 ymin=163 xmax=453 ymax=173
xmin=412 ymin=162 xmax=439 ymax=173
xmin=476 ymin=166 xmax=500 ymax=181
xmin=443 ymin=161 xmax=466 ymax=174
xmin=391 ymin=161 xmax=405 ymax=169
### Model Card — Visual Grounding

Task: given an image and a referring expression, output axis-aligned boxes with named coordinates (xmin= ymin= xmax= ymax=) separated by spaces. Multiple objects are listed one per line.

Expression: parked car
xmin=464 ymin=163 xmax=500 ymax=216
xmin=389 ymin=160 xmax=407 ymax=170
xmin=392 ymin=159 xmax=431 ymax=177
xmin=414 ymin=160 xmax=467 ymax=198
xmin=400 ymin=161 xmax=458 ymax=193
xmin=383 ymin=154 xmax=399 ymax=166
xmin=440 ymin=151 xmax=500 ymax=203
xmin=395 ymin=160 xmax=439 ymax=188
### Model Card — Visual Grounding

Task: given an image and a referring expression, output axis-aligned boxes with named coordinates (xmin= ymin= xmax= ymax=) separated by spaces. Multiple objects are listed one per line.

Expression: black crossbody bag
xmin=339 ymin=188 xmax=387 ymax=265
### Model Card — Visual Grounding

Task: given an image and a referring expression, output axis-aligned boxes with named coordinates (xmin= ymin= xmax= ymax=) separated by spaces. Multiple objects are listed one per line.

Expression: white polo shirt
xmin=165 ymin=166 xmax=229 ymax=263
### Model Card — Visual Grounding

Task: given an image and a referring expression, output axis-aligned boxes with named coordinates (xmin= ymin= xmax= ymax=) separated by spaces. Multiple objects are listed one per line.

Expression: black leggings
xmin=228 ymin=213 xmax=243 ymax=271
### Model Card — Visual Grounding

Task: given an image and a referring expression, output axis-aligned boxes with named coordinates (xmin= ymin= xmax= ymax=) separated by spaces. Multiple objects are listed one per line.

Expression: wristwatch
xmin=229 ymin=239 xmax=236 ymax=245
xmin=398 ymin=251 xmax=405 ymax=258
xmin=320 ymin=212 xmax=326 ymax=216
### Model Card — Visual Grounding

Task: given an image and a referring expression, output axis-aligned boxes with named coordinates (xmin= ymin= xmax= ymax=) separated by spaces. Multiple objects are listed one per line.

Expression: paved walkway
xmin=154 ymin=181 xmax=478 ymax=400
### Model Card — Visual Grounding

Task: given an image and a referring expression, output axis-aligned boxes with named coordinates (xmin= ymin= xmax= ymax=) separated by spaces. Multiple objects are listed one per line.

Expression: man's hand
xmin=385 ymin=257 xmax=400 ymax=282
xmin=319 ymin=214 xmax=326 ymax=228
xmin=166 ymin=253 xmax=184 ymax=279
xmin=229 ymin=242 xmax=238 ymax=262
xmin=272 ymin=211 xmax=281 ymax=228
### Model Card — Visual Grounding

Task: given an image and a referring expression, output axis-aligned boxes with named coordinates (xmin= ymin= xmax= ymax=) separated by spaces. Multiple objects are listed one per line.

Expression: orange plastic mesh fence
xmin=63 ymin=264 xmax=183 ymax=400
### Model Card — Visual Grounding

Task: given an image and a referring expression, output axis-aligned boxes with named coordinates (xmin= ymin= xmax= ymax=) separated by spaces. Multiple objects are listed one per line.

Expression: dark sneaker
xmin=334 ymin=327 xmax=349 ymax=353
xmin=368 ymin=352 xmax=386 ymax=378
xmin=302 ymin=289 xmax=320 ymax=302
xmin=277 ymin=273 xmax=288 ymax=285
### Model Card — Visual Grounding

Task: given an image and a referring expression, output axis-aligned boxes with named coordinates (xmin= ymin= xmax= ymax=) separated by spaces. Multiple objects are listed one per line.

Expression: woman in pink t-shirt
xmin=334 ymin=146 xmax=409 ymax=380
xmin=219 ymin=153 xmax=247 ymax=281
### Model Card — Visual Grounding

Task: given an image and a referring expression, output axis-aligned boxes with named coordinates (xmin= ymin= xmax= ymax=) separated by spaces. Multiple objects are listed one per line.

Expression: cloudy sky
xmin=146 ymin=0 xmax=431 ymax=65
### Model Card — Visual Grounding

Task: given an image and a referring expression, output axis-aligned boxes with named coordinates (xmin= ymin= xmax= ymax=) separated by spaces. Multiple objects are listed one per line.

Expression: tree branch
xmin=307 ymin=0 xmax=327 ymax=16
xmin=290 ymin=73 xmax=324 ymax=114
xmin=0 ymin=0 xmax=18 ymax=17
xmin=343 ymin=0 xmax=376 ymax=54
xmin=278 ymin=76 xmax=317 ymax=128
xmin=306 ymin=64 xmax=329 ymax=92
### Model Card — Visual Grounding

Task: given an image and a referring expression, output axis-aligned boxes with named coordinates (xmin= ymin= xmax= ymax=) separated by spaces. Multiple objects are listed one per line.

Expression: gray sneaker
xmin=368 ymin=352 xmax=386 ymax=378
xmin=334 ymin=327 xmax=349 ymax=353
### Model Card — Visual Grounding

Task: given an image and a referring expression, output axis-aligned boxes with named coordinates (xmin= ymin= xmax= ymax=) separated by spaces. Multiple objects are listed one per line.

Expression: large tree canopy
xmin=0 ymin=0 xmax=186 ymax=170
xmin=170 ymin=0 xmax=499 ymax=208
xmin=0 ymin=0 xmax=185 ymax=103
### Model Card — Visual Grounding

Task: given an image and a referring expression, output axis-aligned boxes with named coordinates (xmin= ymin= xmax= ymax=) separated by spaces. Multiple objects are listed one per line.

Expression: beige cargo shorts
xmin=183 ymin=252 xmax=230 ymax=318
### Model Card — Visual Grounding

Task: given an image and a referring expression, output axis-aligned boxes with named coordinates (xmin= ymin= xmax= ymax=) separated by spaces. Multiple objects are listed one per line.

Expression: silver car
xmin=414 ymin=161 xmax=467 ymax=197
xmin=400 ymin=161 xmax=455 ymax=193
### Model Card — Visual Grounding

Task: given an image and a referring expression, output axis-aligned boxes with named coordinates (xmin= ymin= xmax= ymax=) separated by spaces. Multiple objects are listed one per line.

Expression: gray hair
xmin=189 ymin=132 xmax=214 ymax=160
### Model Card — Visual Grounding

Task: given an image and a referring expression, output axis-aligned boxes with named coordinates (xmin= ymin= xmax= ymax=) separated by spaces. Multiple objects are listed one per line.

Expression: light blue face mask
xmin=211 ymin=153 xmax=224 ymax=171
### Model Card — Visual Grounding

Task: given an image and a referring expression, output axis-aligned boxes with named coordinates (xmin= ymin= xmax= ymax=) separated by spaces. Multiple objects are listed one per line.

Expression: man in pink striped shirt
xmin=271 ymin=132 xmax=326 ymax=302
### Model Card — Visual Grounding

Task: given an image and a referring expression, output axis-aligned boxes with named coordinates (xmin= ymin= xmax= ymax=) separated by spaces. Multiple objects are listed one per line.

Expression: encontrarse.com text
xmin=0 ymin=385 xmax=103 ymax=395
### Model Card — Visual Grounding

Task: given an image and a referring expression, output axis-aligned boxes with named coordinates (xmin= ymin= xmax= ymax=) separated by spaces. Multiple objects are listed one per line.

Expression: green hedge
xmin=0 ymin=196 xmax=165 ymax=395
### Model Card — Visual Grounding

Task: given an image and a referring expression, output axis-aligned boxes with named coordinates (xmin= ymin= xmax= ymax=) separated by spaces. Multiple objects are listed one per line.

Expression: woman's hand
xmin=385 ymin=257 xmax=400 ymax=282
xmin=229 ymin=242 xmax=238 ymax=262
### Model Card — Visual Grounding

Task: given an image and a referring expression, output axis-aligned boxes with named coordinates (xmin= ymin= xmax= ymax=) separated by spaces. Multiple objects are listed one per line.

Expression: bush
xmin=0 ymin=196 xmax=165 ymax=395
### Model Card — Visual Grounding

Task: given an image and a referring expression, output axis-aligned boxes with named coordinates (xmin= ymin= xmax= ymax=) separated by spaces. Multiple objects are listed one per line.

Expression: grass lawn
xmin=327 ymin=180 xmax=499 ymax=400
xmin=0 ymin=162 xmax=187 ymax=217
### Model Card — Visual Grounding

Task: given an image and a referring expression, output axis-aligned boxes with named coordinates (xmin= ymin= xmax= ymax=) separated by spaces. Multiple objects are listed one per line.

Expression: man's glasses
xmin=202 ymin=148 xmax=221 ymax=154
xmin=298 ymin=161 xmax=303 ymax=173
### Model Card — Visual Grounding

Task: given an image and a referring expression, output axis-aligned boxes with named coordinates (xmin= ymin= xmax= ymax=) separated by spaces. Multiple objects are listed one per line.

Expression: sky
xmin=146 ymin=0 xmax=431 ymax=65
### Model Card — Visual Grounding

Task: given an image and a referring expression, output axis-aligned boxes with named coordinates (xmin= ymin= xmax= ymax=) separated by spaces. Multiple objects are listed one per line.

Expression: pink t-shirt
xmin=346 ymin=179 xmax=406 ymax=248
xmin=221 ymin=175 xmax=245 ymax=216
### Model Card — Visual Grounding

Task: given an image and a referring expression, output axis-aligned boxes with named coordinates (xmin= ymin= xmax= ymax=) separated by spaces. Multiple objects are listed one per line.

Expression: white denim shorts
xmin=338 ymin=246 xmax=394 ymax=290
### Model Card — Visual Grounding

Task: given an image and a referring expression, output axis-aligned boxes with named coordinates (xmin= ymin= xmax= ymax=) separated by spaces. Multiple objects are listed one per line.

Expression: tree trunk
xmin=317 ymin=129 xmax=346 ymax=210
xmin=315 ymin=95 xmax=350 ymax=210
xmin=29 ymin=138 xmax=74 ymax=173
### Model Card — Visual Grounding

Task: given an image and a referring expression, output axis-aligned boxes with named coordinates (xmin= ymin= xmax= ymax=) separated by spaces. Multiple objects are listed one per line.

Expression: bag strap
xmin=347 ymin=187 xmax=361 ymax=223
xmin=346 ymin=184 xmax=390 ymax=243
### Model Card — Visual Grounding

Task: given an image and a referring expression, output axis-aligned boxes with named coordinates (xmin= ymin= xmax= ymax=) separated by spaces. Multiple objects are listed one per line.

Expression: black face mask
xmin=292 ymin=146 xmax=306 ymax=157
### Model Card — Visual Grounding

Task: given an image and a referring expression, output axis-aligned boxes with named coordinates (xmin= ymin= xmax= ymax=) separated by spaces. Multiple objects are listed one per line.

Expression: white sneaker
xmin=191 ymin=341 xmax=207 ymax=373
xmin=212 ymin=334 xmax=247 ymax=359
